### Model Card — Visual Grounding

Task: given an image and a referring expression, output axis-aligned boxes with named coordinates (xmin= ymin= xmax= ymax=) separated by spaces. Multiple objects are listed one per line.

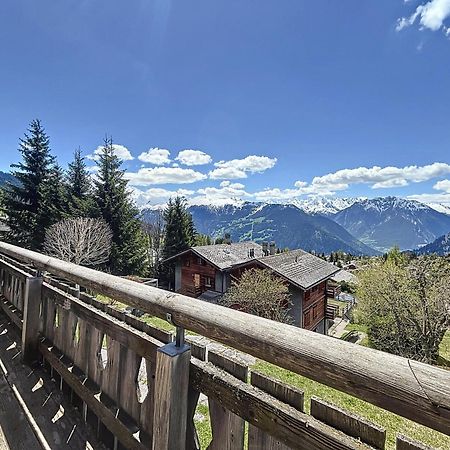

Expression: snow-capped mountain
xmin=416 ymin=232 xmax=450 ymax=256
xmin=333 ymin=197 xmax=450 ymax=252
xmin=290 ymin=197 xmax=363 ymax=216
xmin=187 ymin=202 xmax=378 ymax=255
xmin=426 ymin=203 xmax=450 ymax=216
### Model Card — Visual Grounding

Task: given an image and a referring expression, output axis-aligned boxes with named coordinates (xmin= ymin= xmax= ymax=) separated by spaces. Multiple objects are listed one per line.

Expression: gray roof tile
xmin=193 ymin=242 xmax=264 ymax=269
xmin=257 ymin=249 xmax=339 ymax=289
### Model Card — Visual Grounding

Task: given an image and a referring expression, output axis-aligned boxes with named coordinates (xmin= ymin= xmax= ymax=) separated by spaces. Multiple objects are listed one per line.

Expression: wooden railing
xmin=0 ymin=241 xmax=449 ymax=450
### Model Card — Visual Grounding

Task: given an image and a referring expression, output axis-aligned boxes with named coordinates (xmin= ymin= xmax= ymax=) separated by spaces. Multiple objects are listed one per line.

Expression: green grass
xmin=344 ymin=322 xmax=370 ymax=347
xmin=253 ymin=359 xmax=450 ymax=450
xmin=437 ymin=330 xmax=450 ymax=367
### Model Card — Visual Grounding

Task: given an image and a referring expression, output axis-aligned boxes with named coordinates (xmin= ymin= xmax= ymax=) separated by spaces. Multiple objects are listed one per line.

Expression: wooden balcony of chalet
xmin=0 ymin=241 xmax=449 ymax=449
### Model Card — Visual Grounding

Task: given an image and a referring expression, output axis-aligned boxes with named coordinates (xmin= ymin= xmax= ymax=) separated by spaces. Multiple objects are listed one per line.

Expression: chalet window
xmin=184 ymin=259 xmax=190 ymax=267
xmin=313 ymin=305 xmax=318 ymax=319
xmin=197 ymin=257 xmax=206 ymax=266
xmin=205 ymin=276 xmax=212 ymax=288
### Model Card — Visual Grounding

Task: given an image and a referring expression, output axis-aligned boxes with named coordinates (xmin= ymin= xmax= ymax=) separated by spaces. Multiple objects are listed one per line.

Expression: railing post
xmin=21 ymin=273 xmax=43 ymax=364
xmin=152 ymin=325 xmax=191 ymax=450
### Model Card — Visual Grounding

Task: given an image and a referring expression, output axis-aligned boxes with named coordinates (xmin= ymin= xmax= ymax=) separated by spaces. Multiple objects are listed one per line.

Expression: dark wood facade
xmin=175 ymin=251 xmax=328 ymax=333
xmin=178 ymin=251 xmax=218 ymax=297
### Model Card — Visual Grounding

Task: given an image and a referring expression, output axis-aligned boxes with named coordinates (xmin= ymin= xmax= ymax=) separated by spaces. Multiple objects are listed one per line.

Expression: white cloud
xmin=138 ymin=148 xmax=171 ymax=165
xmin=397 ymin=0 xmax=450 ymax=33
xmin=87 ymin=144 xmax=134 ymax=161
xmin=209 ymin=155 xmax=277 ymax=179
xmin=176 ymin=149 xmax=212 ymax=166
xmin=433 ymin=179 xmax=450 ymax=192
xmin=125 ymin=167 xmax=207 ymax=186
xmin=189 ymin=182 xmax=251 ymax=206
xmin=407 ymin=192 xmax=450 ymax=204
xmin=208 ymin=166 xmax=247 ymax=179
xmin=309 ymin=163 xmax=450 ymax=192
xmin=130 ymin=187 xmax=194 ymax=207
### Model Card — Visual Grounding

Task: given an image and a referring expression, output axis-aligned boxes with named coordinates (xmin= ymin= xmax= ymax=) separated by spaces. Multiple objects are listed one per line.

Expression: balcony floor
xmin=0 ymin=312 xmax=105 ymax=450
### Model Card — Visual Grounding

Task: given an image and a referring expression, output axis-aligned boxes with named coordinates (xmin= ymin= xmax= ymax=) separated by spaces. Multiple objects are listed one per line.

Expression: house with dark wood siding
xmin=164 ymin=242 xmax=339 ymax=334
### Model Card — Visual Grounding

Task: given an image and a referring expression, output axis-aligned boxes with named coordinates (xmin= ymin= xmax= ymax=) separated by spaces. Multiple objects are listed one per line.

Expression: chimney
xmin=262 ymin=242 xmax=269 ymax=256
xmin=269 ymin=241 xmax=276 ymax=255
xmin=224 ymin=233 xmax=231 ymax=245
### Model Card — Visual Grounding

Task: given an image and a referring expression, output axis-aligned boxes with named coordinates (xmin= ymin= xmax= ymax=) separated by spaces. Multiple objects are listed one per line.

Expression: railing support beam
xmin=22 ymin=274 xmax=43 ymax=364
xmin=152 ymin=340 xmax=191 ymax=450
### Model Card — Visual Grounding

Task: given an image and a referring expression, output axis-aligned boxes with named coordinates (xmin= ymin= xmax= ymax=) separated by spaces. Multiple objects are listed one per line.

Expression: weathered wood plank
xmin=207 ymin=349 xmax=248 ymax=450
xmin=310 ymin=397 xmax=386 ymax=449
xmin=39 ymin=340 xmax=145 ymax=450
xmin=396 ymin=435 xmax=436 ymax=450
xmin=21 ymin=275 xmax=43 ymax=363
xmin=190 ymin=358 xmax=371 ymax=450
xmin=248 ymin=371 xmax=304 ymax=449
xmin=42 ymin=284 xmax=161 ymax=360
xmin=1 ymin=242 xmax=450 ymax=435
xmin=0 ymin=298 xmax=23 ymax=329
xmin=152 ymin=342 xmax=191 ymax=450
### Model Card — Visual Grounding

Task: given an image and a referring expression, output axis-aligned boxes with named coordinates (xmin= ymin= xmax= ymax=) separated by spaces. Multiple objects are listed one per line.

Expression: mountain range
xmin=143 ymin=196 xmax=450 ymax=255
xmin=0 ymin=171 xmax=16 ymax=188
xmin=417 ymin=232 xmax=450 ymax=256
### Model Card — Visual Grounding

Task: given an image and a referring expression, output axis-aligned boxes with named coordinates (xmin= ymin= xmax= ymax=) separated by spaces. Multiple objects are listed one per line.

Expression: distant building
xmin=327 ymin=269 xmax=358 ymax=298
xmin=164 ymin=241 xmax=339 ymax=334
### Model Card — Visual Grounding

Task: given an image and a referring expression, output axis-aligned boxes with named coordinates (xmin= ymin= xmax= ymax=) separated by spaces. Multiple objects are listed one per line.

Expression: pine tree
xmin=66 ymin=148 xmax=94 ymax=216
xmin=4 ymin=119 xmax=62 ymax=250
xmin=93 ymin=137 xmax=147 ymax=275
xmin=162 ymin=196 xmax=196 ymax=260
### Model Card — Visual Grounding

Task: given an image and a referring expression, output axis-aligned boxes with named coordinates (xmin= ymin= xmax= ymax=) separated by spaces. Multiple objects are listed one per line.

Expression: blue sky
xmin=1 ymin=0 xmax=450 ymax=207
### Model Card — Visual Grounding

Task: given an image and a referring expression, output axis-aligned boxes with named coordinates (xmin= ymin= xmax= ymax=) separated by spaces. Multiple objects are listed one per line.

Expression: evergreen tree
xmin=93 ymin=137 xmax=147 ymax=275
xmin=4 ymin=119 xmax=62 ymax=250
xmin=66 ymin=148 xmax=93 ymax=216
xmin=162 ymin=196 xmax=196 ymax=260
xmin=44 ymin=164 xmax=67 ymax=223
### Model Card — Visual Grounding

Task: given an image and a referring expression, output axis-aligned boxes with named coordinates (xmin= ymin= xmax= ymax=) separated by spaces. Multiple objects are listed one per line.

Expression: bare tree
xmin=141 ymin=210 xmax=165 ymax=272
xmin=44 ymin=217 xmax=112 ymax=267
xmin=221 ymin=268 xmax=292 ymax=324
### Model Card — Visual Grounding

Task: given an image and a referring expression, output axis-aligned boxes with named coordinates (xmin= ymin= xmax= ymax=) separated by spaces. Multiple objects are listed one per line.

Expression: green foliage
xmin=93 ymin=137 xmax=147 ymax=275
xmin=162 ymin=196 xmax=196 ymax=260
xmin=357 ymin=253 xmax=450 ymax=364
xmin=195 ymin=233 xmax=213 ymax=246
xmin=4 ymin=119 xmax=64 ymax=250
xmin=222 ymin=268 xmax=292 ymax=323
xmin=66 ymin=148 xmax=94 ymax=216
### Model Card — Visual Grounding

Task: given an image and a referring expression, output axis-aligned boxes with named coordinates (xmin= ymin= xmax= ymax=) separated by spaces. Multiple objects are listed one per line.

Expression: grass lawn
xmin=253 ymin=359 xmax=450 ymax=450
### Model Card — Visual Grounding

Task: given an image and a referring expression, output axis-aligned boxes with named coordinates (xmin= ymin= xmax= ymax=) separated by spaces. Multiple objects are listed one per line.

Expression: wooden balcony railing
xmin=0 ymin=241 xmax=449 ymax=450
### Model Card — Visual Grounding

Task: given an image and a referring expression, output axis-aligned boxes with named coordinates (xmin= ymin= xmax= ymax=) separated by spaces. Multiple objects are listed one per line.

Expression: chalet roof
xmin=257 ymin=249 xmax=340 ymax=290
xmin=192 ymin=242 xmax=265 ymax=270
xmin=331 ymin=269 xmax=358 ymax=284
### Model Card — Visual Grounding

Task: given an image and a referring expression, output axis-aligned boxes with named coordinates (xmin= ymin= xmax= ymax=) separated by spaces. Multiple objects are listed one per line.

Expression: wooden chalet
xmin=165 ymin=242 xmax=340 ymax=334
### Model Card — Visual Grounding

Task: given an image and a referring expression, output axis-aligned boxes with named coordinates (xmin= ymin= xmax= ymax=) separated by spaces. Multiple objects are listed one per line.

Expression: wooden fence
xmin=0 ymin=241 xmax=449 ymax=450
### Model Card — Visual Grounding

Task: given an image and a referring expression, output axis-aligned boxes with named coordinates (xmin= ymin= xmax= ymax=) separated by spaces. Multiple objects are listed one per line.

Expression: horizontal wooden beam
xmin=1 ymin=242 xmax=449 ymax=435
xmin=190 ymin=359 xmax=370 ymax=450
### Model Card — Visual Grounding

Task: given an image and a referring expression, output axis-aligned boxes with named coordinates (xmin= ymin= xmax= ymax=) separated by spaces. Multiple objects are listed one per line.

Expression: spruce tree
xmin=162 ymin=196 xmax=196 ymax=260
xmin=4 ymin=119 xmax=62 ymax=250
xmin=93 ymin=137 xmax=147 ymax=275
xmin=66 ymin=148 xmax=93 ymax=216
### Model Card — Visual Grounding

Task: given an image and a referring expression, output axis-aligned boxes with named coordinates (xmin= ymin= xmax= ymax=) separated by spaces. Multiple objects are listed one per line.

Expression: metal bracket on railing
xmin=166 ymin=313 xmax=185 ymax=348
